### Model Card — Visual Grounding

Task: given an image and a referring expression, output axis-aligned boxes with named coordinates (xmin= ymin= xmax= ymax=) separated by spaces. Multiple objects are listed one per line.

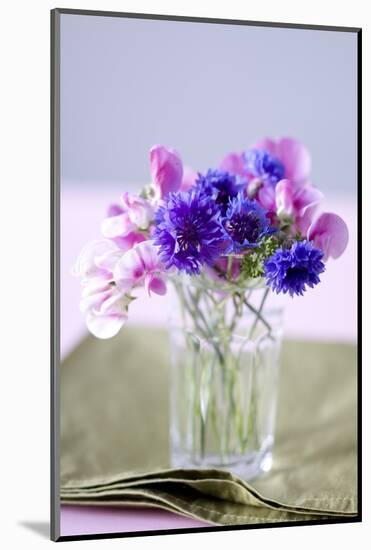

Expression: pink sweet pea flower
xmin=121 ymin=192 xmax=154 ymax=228
xmin=82 ymin=286 xmax=130 ymax=339
xmin=219 ymin=138 xmax=311 ymax=189
xmin=73 ymin=240 xmax=129 ymax=338
xmin=101 ymin=208 xmax=134 ymax=239
xmin=114 ymin=241 xmax=167 ymax=296
xmin=307 ymin=212 xmax=349 ymax=262
xmin=275 ymin=179 xmax=294 ymax=218
xmin=101 ymin=192 xmax=153 ymax=251
xmin=255 ymin=181 xmax=276 ymax=212
xmin=72 ymin=239 xmax=121 ymax=282
xmin=252 ymin=137 xmax=311 ymax=185
xmin=180 ymin=166 xmax=198 ymax=191
xmin=150 ymin=144 xmax=183 ymax=200
xmin=275 ymin=179 xmax=323 ymax=234
xmin=219 ymin=152 xmax=246 ymax=178
xmin=111 ymin=232 xmax=146 ymax=252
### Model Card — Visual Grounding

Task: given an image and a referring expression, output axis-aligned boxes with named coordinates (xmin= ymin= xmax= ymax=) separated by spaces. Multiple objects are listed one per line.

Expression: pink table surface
xmin=60 ymin=505 xmax=210 ymax=537
xmin=60 ymin=181 xmax=357 ymax=537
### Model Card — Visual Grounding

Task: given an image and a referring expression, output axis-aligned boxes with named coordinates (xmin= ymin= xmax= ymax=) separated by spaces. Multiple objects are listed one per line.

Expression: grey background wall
xmin=60 ymin=14 xmax=357 ymax=195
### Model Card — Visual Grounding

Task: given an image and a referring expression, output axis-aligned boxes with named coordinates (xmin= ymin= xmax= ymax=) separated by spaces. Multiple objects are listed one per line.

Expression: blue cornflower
xmin=221 ymin=193 xmax=274 ymax=253
xmin=153 ymin=189 xmax=225 ymax=275
xmin=195 ymin=169 xmax=242 ymax=214
xmin=264 ymin=240 xmax=325 ymax=297
xmin=244 ymin=149 xmax=285 ymax=186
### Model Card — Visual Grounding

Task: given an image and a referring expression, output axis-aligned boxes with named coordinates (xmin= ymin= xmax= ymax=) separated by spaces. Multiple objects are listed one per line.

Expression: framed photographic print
xmin=51 ymin=8 xmax=361 ymax=542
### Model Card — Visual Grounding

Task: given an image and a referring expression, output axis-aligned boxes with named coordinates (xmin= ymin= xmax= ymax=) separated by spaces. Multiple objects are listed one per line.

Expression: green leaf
xmin=239 ymin=236 xmax=281 ymax=280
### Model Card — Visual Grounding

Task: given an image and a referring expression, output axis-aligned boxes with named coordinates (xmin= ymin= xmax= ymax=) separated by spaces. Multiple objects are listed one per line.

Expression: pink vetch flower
xmin=150 ymin=144 xmax=183 ymax=200
xmin=101 ymin=192 xmax=153 ymax=251
xmin=73 ymin=240 xmax=130 ymax=338
xmin=307 ymin=212 xmax=349 ymax=262
xmin=252 ymin=137 xmax=311 ymax=186
xmin=114 ymin=240 xmax=167 ymax=297
xmin=275 ymin=179 xmax=323 ymax=234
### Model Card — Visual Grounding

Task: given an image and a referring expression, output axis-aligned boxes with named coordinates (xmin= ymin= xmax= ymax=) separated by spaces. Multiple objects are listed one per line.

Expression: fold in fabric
xmin=60 ymin=328 xmax=357 ymax=525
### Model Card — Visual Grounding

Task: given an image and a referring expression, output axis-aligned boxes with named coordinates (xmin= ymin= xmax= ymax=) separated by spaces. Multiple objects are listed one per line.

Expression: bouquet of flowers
xmin=73 ymin=138 xmax=349 ymax=475
xmin=74 ymin=138 xmax=348 ymax=340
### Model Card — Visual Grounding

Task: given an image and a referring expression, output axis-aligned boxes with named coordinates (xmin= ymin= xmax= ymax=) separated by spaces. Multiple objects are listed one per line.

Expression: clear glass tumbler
xmin=169 ymin=274 xmax=284 ymax=480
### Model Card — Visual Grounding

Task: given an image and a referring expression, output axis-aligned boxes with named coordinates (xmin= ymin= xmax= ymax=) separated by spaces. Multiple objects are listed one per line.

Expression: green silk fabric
xmin=60 ymin=328 xmax=357 ymax=525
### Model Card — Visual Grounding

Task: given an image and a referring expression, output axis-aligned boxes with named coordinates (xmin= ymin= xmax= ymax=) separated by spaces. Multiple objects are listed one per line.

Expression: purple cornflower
xmin=195 ymin=169 xmax=242 ymax=214
xmin=221 ymin=193 xmax=274 ymax=253
xmin=153 ymin=189 xmax=225 ymax=275
xmin=264 ymin=240 xmax=325 ymax=297
xmin=244 ymin=149 xmax=285 ymax=186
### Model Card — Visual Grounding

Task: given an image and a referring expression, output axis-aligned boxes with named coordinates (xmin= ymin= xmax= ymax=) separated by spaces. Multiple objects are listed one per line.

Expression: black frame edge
xmin=53 ymin=7 xmax=361 ymax=33
xmin=51 ymin=7 xmax=61 ymax=543
xmin=356 ymin=27 xmax=362 ymax=522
